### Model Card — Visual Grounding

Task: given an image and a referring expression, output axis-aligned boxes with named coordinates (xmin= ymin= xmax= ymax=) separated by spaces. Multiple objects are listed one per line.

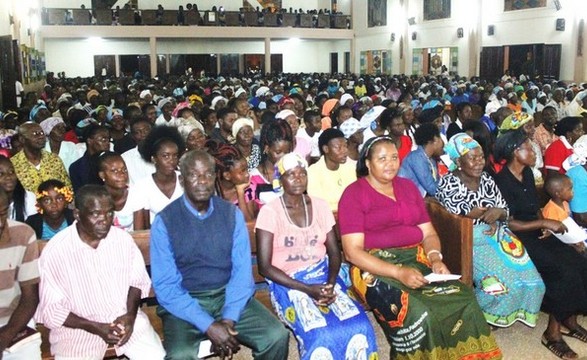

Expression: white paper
xmin=552 ymin=217 xmax=587 ymax=244
xmin=425 ymin=273 xmax=462 ymax=283
xmin=197 ymin=340 xmax=214 ymax=359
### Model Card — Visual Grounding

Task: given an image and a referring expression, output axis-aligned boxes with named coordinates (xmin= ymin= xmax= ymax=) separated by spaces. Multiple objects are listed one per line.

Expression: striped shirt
xmin=35 ymin=223 xmax=152 ymax=357
xmin=0 ymin=220 xmax=39 ymax=327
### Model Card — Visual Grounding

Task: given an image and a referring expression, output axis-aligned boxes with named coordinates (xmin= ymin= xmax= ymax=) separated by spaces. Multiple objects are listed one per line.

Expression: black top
xmin=25 ymin=208 xmax=75 ymax=240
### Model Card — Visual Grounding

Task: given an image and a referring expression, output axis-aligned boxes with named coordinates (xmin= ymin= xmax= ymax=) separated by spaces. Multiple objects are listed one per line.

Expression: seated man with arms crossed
xmin=35 ymin=185 xmax=165 ymax=359
xmin=151 ymin=150 xmax=289 ymax=359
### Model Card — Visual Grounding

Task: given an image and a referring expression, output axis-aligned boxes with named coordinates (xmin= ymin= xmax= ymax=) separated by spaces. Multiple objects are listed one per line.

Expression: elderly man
xmin=35 ymin=185 xmax=165 ymax=359
xmin=0 ymin=188 xmax=42 ymax=359
xmin=151 ymin=150 xmax=289 ymax=359
xmin=11 ymin=122 xmax=72 ymax=217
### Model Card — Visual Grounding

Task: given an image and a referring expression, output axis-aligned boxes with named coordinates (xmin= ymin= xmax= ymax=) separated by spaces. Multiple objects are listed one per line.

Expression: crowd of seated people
xmin=1 ymin=68 xmax=587 ymax=359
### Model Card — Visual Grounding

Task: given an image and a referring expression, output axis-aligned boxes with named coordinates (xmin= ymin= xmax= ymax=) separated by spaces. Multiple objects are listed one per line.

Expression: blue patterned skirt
xmin=268 ymin=257 xmax=379 ymax=360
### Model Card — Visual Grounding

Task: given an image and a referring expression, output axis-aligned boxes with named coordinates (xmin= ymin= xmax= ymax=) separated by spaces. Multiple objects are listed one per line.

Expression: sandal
xmin=561 ymin=325 xmax=587 ymax=343
xmin=541 ymin=333 xmax=578 ymax=360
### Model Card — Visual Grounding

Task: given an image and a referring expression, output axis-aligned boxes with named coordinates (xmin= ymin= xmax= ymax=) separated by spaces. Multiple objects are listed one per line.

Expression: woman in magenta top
xmin=338 ymin=136 xmax=502 ymax=360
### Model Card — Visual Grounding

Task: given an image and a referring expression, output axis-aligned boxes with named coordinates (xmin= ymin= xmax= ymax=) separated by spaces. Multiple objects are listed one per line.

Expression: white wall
xmin=351 ymin=0 xmax=585 ymax=79
xmin=45 ymin=38 xmax=351 ymax=76
xmin=480 ymin=0 xmax=581 ymax=80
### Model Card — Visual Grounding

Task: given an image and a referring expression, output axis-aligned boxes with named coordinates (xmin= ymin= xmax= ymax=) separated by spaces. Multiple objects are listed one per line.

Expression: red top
xmin=338 ymin=176 xmax=430 ymax=249
xmin=398 ymin=135 xmax=413 ymax=163
xmin=544 ymin=137 xmax=573 ymax=174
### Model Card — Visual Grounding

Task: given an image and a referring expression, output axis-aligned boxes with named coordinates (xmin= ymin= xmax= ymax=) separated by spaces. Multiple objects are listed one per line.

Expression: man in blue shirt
xmin=150 ymin=150 xmax=289 ymax=359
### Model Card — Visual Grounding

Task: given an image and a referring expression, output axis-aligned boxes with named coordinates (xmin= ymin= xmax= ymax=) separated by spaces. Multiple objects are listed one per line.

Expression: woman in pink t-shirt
xmin=256 ymin=153 xmax=377 ymax=360
xmin=338 ymin=136 xmax=502 ymax=359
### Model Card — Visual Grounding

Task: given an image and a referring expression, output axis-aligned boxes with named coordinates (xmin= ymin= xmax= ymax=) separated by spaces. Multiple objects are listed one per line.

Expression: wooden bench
xmin=424 ymin=197 xmax=474 ymax=286
xmin=37 ymin=223 xmax=269 ymax=360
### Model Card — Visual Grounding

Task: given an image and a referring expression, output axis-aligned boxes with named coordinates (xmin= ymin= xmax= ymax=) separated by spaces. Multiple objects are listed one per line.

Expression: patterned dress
xmin=436 ymin=172 xmax=545 ymax=327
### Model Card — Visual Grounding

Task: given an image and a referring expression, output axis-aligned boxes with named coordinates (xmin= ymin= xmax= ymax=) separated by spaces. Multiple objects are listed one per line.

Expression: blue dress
xmin=436 ymin=172 xmax=545 ymax=327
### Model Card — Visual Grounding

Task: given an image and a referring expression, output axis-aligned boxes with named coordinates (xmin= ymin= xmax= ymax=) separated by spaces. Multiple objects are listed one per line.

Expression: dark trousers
xmin=158 ymin=289 xmax=289 ymax=360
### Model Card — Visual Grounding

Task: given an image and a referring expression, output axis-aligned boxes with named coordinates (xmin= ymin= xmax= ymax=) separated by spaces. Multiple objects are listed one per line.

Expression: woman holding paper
xmin=339 ymin=136 xmax=502 ymax=360
xmin=436 ymin=133 xmax=545 ymax=328
xmin=494 ymin=129 xmax=587 ymax=360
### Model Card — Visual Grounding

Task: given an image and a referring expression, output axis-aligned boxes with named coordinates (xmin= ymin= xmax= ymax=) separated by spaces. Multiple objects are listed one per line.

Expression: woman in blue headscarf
xmin=436 ymin=133 xmax=545 ymax=328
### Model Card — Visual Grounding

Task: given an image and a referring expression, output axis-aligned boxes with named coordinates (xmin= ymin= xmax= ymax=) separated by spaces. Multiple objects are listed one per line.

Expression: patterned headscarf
xmin=444 ymin=133 xmax=481 ymax=170
xmin=40 ymin=117 xmax=65 ymax=137
xmin=499 ymin=112 xmax=533 ymax=135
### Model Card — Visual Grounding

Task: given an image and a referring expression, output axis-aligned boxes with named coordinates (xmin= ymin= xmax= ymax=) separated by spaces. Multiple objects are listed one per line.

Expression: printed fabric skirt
xmin=268 ymin=257 xmax=379 ymax=360
xmin=350 ymin=245 xmax=502 ymax=360
xmin=472 ymin=224 xmax=545 ymax=327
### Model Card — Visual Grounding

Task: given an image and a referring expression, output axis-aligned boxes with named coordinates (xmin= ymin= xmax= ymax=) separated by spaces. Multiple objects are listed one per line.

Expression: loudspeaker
xmin=556 ymin=18 xmax=565 ymax=31
xmin=412 ymin=32 xmax=417 ymax=40
xmin=554 ymin=0 xmax=562 ymax=11
xmin=407 ymin=17 xmax=416 ymax=26
xmin=390 ymin=32 xmax=396 ymax=42
xmin=457 ymin=27 xmax=464 ymax=38
xmin=488 ymin=25 xmax=495 ymax=36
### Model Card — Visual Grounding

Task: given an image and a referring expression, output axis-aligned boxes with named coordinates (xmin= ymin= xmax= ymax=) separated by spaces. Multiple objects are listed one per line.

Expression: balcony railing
xmin=42 ymin=8 xmax=351 ymax=29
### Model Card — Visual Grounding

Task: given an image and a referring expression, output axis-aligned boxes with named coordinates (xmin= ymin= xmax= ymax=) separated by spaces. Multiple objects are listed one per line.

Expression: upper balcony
xmin=40 ymin=7 xmax=353 ymax=41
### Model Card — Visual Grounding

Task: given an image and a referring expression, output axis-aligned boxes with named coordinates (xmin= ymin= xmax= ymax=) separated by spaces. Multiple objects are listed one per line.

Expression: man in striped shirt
xmin=0 ymin=188 xmax=42 ymax=359
xmin=36 ymin=185 xmax=165 ymax=359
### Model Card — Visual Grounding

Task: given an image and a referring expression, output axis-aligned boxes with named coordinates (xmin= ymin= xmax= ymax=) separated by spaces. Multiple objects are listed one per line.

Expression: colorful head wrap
xmin=338 ymin=118 xmax=363 ymax=139
xmin=276 ymin=152 xmax=308 ymax=176
xmin=111 ymin=108 xmax=123 ymax=119
xmin=444 ymin=133 xmax=481 ymax=169
xmin=232 ymin=118 xmax=255 ymax=138
xmin=188 ymin=94 xmax=203 ymax=105
xmin=29 ymin=104 xmax=48 ymax=121
xmin=87 ymin=89 xmax=100 ymax=102
xmin=40 ymin=117 xmax=65 ymax=137
xmin=359 ymin=105 xmax=386 ymax=128
xmin=322 ymin=99 xmax=339 ymax=117
xmin=499 ymin=112 xmax=533 ymax=134
xmin=172 ymin=101 xmax=192 ymax=118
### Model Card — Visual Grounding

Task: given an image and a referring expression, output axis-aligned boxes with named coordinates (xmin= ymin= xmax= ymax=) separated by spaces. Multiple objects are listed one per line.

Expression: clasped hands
xmin=306 ymin=283 xmax=337 ymax=306
xmin=205 ymin=319 xmax=240 ymax=359
xmin=96 ymin=313 xmax=135 ymax=347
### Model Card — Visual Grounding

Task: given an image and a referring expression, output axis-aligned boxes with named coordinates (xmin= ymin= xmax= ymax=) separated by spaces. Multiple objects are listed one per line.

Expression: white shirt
xmin=121 ymin=147 xmax=155 ymax=185
xmin=134 ymin=171 xmax=183 ymax=224
xmin=35 ymin=224 xmax=153 ymax=357
xmin=154 ymin=114 xmax=181 ymax=127
xmin=296 ymin=128 xmax=322 ymax=158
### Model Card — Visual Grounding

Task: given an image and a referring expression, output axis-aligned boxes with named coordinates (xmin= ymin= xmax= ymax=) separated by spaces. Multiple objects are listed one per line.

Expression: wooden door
xmin=542 ymin=44 xmax=561 ymax=81
xmin=0 ymin=36 xmax=17 ymax=110
xmin=480 ymin=46 xmax=504 ymax=82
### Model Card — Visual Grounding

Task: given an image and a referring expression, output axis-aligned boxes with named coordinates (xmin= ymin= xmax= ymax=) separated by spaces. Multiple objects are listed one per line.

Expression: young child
xmin=542 ymin=173 xmax=587 ymax=255
xmin=25 ymin=180 xmax=74 ymax=240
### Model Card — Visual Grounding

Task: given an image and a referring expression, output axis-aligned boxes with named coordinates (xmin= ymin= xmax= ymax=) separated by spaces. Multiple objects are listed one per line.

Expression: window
xmin=504 ymin=0 xmax=546 ymax=11
xmin=367 ymin=0 xmax=386 ymax=27
xmin=423 ymin=0 xmax=451 ymax=21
